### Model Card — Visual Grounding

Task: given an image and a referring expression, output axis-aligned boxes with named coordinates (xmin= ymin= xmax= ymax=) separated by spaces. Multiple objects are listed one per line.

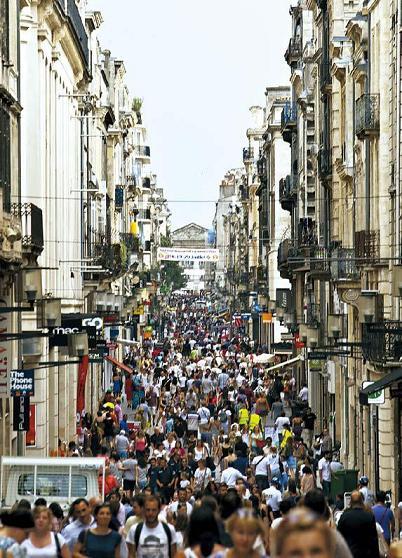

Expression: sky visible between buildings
xmin=88 ymin=0 xmax=291 ymax=229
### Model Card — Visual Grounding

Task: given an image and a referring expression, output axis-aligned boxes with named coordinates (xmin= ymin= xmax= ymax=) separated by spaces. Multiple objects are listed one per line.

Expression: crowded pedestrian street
xmin=3 ymin=0 xmax=402 ymax=556
xmin=1 ymin=294 xmax=402 ymax=557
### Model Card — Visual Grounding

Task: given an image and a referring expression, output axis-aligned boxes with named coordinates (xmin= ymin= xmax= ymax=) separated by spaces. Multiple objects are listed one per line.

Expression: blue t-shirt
xmin=373 ymin=504 xmax=394 ymax=541
xmin=78 ymin=529 xmax=121 ymax=558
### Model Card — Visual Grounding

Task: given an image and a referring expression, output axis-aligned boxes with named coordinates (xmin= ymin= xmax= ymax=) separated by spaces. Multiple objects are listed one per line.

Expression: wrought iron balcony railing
xmin=362 ymin=321 xmax=402 ymax=365
xmin=306 ymin=302 xmax=320 ymax=326
xmin=298 ymin=218 xmax=317 ymax=247
xmin=355 ymin=94 xmax=380 ymax=139
xmin=320 ymin=61 xmax=331 ymax=91
xmin=137 ymin=208 xmax=151 ymax=220
xmin=309 ymin=245 xmax=330 ymax=278
xmin=281 ymin=102 xmax=297 ymax=143
xmin=354 ymin=229 xmax=380 ymax=266
xmin=279 ymin=175 xmax=297 ymax=211
xmin=257 ymin=156 xmax=267 ymax=180
xmin=330 ymin=247 xmax=360 ymax=282
xmin=285 ymin=37 xmax=302 ymax=65
xmin=243 ymin=147 xmax=254 ymax=163
xmin=10 ymin=203 xmax=44 ymax=255
xmin=126 ymin=174 xmax=137 ymax=190
xmin=134 ymin=145 xmax=151 ymax=157
xmin=318 ymin=147 xmax=331 ymax=179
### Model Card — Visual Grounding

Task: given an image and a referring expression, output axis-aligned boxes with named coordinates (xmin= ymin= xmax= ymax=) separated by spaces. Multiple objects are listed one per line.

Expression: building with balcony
xmin=277 ymin=0 xmax=402 ymax=501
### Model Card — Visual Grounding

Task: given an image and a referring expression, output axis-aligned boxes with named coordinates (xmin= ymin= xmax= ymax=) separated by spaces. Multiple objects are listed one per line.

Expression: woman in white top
xmin=192 ymin=459 xmax=212 ymax=492
xmin=193 ymin=439 xmax=209 ymax=462
xmin=22 ymin=506 xmax=70 ymax=558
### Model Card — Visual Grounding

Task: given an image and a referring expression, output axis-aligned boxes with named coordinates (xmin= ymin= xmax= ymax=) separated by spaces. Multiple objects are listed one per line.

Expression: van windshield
xmin=18 ymin=474 xmax=87 ymax=498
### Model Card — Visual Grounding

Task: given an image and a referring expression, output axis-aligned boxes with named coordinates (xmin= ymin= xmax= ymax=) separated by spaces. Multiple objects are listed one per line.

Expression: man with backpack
xmin=126 ymin=495 xmax=177 ymax=558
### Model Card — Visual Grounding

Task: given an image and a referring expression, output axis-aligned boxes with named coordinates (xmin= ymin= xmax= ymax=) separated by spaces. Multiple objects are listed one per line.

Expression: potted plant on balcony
xmin=132 ymin=97 xmax=143 ymax=125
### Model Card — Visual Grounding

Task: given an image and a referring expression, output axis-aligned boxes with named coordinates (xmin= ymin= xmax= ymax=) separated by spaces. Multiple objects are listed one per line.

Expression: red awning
xmin=104 ymin=355 xmax=133 ymax=374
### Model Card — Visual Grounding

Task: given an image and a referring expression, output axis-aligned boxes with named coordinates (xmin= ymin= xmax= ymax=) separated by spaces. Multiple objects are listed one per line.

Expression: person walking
xmin=0 ymin=509 xmax=34 ymax=558
xmin=372 ymin=491 xmax=395 ymax=545
xmin=337 ymin=491 xmax=380 ymax=558
xmin=318 ymin=451 xmax=332 ymax=499
xmin=22 ymin=506 xmax=70 ymax=558
xmin=61 ymin=498 xmax=96 ymax=552
xmin=126 ymin=495 xmax=177 ymax=558
xmin=74 ymin=503 xmax=121 ymax=558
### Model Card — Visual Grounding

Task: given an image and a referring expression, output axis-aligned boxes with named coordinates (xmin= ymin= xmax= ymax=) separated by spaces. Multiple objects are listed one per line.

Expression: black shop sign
xmin=49 ymin=314 xmax=102 ymax=349
xmin=13 ymin=396 xmax=30 ymax=431
xmin=10 ymin=369 xmax=34 ymax=397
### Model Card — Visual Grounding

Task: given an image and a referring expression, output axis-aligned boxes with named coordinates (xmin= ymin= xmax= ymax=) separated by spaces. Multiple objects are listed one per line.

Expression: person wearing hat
xmin=0 ymin=509 xmax=34 ymax=557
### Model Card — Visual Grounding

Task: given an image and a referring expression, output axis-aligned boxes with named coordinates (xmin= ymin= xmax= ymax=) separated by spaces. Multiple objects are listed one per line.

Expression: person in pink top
xmin=114 ymin=397 xmax=123 ymax=423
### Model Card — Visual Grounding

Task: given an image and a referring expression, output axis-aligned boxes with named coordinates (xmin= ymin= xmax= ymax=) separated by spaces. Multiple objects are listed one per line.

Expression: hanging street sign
xmin=362 ymin=381 xmax=385 ymax=405
xmin=10 ymin=369 xmax=35 ymax=397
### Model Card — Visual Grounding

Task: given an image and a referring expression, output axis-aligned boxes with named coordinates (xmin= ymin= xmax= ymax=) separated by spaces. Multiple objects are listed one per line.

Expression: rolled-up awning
xmin=265 ymin=354 xmax=304 ymax=373
xmin=104 ymin=355 xmax=133 ymax=374
xmin=361 ymin=367 xmax=402 ymax=395
xmin=116 ymin=338 xmax=140 ymax=346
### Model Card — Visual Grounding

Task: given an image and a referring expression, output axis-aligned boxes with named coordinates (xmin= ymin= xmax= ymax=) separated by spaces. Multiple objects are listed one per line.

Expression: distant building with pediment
xmin=171 ymin=223 xmax=208 ymax=293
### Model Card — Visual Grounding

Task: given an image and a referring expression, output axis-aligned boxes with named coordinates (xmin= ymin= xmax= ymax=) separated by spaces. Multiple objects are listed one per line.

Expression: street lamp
xmin=299 ymin=323 xmax=309 ymax=343
xmin=306 ymin=326 xmax=319 ymax=348
xmin=358 ymin=291 xmax=378 ymax=323
xmin=37 ymin=298 xmax=62 ymax=328
xmin=284 ymin=312 xmax=295 ymax=329
xmin=327 ymin=314 xmax=342 ymax=339
xmin=22 ymin=268 xmax=42 ymax=303
xmin=68 ymin=332 xmax=89 ymax=357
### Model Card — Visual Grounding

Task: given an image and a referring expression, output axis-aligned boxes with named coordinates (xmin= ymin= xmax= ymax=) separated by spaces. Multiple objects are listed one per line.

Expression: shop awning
xmin=116 ymin=338 xmax=140 ymax=347
xmin=361 ymin=367 xmax=402 ymax=395
xmin=265 ymin=354 xmax=304 ymax=373
xmin=104 ymin=355 xmax=133 ymax=374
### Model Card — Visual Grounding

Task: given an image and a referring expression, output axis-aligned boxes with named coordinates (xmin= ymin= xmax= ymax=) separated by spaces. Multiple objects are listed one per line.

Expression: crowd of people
xmin=1 ymin=295 xmax=402 ymax=558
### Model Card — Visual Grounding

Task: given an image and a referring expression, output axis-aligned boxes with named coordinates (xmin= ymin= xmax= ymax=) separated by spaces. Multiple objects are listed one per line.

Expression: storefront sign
xmin=13 ymin=396 xmax=30 ymax=431
xmin=262 ymin=312 xmax=272 ymax=324
xmin=26 ymin=405 xmax=36 ymax=447
xmin=0 ymin=296 xmax=11 ymax=398
xmin=157 ymin=247 xmax=219 ymax=262
xmin=50 ymin=314 xmax=102 ymax=349
xmin=10 ymin=369 xmax=34 ymax=397
xmin=276 ymin=288 xmax=291 ymax=310
xmin=362 ymin=381 xmax=385 ymax=405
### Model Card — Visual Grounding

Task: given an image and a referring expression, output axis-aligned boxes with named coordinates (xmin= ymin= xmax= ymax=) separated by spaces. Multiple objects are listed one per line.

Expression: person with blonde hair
xmin=211 ymin=508 xmax=267 ymax=558
xmin=22 ymin=506 xmax=70 ymax=558
xmin=271 ymin=507 xmax=335 ymax=558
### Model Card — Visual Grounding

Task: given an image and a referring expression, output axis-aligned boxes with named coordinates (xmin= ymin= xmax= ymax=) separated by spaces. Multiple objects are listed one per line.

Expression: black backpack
xmin=134 ymin=521 xmax=172 ymax=558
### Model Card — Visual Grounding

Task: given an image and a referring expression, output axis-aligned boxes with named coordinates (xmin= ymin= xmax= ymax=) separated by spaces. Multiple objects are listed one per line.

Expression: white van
xmin=0 ymin=456 xmax=105 ymax=511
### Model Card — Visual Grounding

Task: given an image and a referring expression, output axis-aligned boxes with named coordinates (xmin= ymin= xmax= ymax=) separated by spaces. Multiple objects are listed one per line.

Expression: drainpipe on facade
xmin=365 ymin=12 xmax=371 ymax=237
